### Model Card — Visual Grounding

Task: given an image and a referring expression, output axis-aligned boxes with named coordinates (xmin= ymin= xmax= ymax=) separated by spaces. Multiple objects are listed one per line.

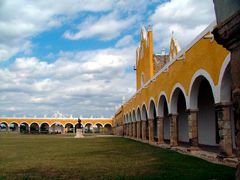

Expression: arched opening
xmin=177 ymin=91 xmax=188 ymax=144
xmin=142 ymin=104 xmax=148 ymax=140
xmin=51 ymin=123 xmax=64 ymax=134
xmin=220 ymin=63 xmax=236 ymax=149
xmin=160 ymin=97 xmax=170 ymax=144
xmin=20 ymin=122 xmax=29 ymax=133
xmin=149 ymin=100 xmax=158 ymax=142
xmin=95 ymin=123 xmax=103 ymax=133
xmin=132 ymin=110 xmax=137 ymax=137
xmin=85 ymin=123 xmax=93 ymax=133
xmin=170 ymin=86 xmax=188 ymax=145
xmin=9 ymin=122 xmax=19 ymax=132
xmin=137 ymin=108 xmax=142 ymax=139
xmin=198 ymin=78 xmax=218 ymax=146
xmin=40 ymin=123 xmax=49 ymax=134
xmin=0 ymin=122 xmax=8 ymax=132
xmin=65 ymin=123 xmax=74 ymax=133
xmin=104 ymin=124 xmax=112 ymax=134
xmin=30 ymin=123 xmax=39 ymax=133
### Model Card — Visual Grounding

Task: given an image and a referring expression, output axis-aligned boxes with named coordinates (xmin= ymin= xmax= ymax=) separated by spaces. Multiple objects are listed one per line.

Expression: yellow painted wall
xmin=0 ymin=118 xmax=113 ymax=127
xmin=115 ymin=24 xmax=229 ymax=123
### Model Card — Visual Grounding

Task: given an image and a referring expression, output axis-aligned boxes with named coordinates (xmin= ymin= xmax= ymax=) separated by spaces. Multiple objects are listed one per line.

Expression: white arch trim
xmin=188 ymin=69 xmax=217 ymax=109
xmin=40 ymin=122 xmax=50 ymax=127
xmin=141 ymin=102 xmax=148 ymax=120
xmin=216 ymin=54 xmax=231 ymax=103
xmin=132 ymin=108 xmax=136 ymax=122
xmin=148 ymin=97 xmax=157 ymax=119
xmin=169 ymin=83 xmax=188 ymax=114
xmin=136 ymin=106 xmax=141 ymax=121
xmin=157 ymin=91 xmax=168 ymax=117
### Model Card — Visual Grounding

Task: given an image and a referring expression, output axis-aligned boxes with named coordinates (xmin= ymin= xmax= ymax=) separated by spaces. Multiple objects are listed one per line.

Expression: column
xmin=18 ymin=126 xmax=21 ymax=133
xmin=188 ymin=109 xmax=198 ymax=148
xmin=148 ymin=119 xmax=154 ymax=142
xmin=170 ymin=114 xmax=178 ymax=146
xmin=132 ymin=122 xmax=136 ymax=138
xmin=137 ymin=121 xmax=140 ymax=139
xmin=216 ymin=103 xmax=233 ymax=157
xmin=157 ymin=116 xmax=164 ymax=144
xmin=142 ymin=120 xmax=146 ymax=140
xmin=73 ymin=127 xmax=75 ymax=134
xmin=135 ymin=122 xmax=137 ymax=138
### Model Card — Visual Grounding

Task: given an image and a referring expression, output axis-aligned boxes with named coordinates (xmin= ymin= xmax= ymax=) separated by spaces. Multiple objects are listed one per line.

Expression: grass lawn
xmin=0 ymin=133 xmax=235 ymax=179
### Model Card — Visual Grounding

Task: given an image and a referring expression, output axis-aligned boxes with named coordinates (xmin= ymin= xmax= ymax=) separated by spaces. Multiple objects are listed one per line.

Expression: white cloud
xmin=0 ymin=47 xmax=136 ymax=117
xmin=115 ymin=35 xmax=135 ymax=48
xmin=0 ymin=0 xmax=114 ymax=61
xmin=150 ymin=0 xmax=215 ymax=52
xmin=64 ymin=13 xmax=137 ymax=41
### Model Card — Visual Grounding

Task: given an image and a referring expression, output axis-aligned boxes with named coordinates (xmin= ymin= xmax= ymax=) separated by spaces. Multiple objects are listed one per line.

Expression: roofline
xmin=124 ymin=21 xmax=217 ymax=106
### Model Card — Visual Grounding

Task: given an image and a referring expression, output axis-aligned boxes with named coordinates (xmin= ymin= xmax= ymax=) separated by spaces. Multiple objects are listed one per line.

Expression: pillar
xmin=137 ymin=121 xmax=140 ymax=139
xmin=142 ymin=120 xmax=146 ymax=140
xmin=188 ymin=109 xmax=198 ymax=148
xmin=149 ymin=119 xmax=154 ymax=142
xmin=216 ymin=103 xmax=233 ymax=157
xmin=170 ymin=114 xmax=178 ymax=146
xmin=157 ymin=116 xmax=164 ymax=144
xmin=132 ymin=122 xmax=136 ymax=138
xmin=73 ymin=127 xmax=75 ymax=134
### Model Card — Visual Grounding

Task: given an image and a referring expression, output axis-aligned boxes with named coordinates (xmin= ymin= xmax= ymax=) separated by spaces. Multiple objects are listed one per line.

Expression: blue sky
xmin=0 ymin=0 xmax=215 ymax=118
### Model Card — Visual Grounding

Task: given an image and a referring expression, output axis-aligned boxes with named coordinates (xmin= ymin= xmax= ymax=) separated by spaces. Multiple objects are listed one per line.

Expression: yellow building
xmin=113 ymin=21 xmax=235 ymax=158
xmin=0 ymin=117 xmax=113 ymax=134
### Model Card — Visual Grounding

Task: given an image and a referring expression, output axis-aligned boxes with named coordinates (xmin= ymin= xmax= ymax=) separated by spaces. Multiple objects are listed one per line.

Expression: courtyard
xmin=0 ymin=133 xmax=235 ymax=179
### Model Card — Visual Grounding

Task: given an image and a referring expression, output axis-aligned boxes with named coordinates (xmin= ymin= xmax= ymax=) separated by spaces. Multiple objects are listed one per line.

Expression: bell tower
xmin=136 ymin=25 xmax=154 ymax=90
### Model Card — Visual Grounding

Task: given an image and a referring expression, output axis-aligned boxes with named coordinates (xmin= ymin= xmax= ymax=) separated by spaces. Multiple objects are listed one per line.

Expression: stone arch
xmin=148 ymin=99 xmax=158 ymax=141
xmin=132 ymin=109 xmax=136 ymax=122
xmin=65 ymin=123 xmax=74 ymax=133
xmin=189 ymin=69 xmax=216 ymax=109
xmin=51 ymin=122 xmax=64 ymax=134
xmin=136 ymin=107 xmax=141 ymax=121
xmin=141 ymin=103 xmax=149 ymax=140
xmin=218 ymin=56 xmax=231 ymax=103
xmin=170 ymin=84 xmax=188 ymax=143
xmin=40 ymin=123 xmax=49 ymax=133
xmin=20 ymin=122 xmax=29 ymax=133
xmin=9 ymin=122 xmax=19 ymax=132
xmin=129 ymin=112 xmax=132 ymax=122
xmin=85 ymin=123 xmax=93 ymax=133
xmin=141 ymin=103 xmax=148 ymax=120
xmin=217 ymin=54 xmax=231 ymax=103
xmin=198 ymin=78 xmax=218 ymax=146
xmin=170 ymin=83 xmax=187 ymax=114
xmin=30 ymin=122 xmax=40 ymax=133
xmin=137 ymin=107 xmax=142 ymax=139
xmin=0 ymin=122 xmax=8 ymax=131
xmin=157 ymin=92 xmax=168 ymax=117
xmin=176 ymin=90 xmax=188 ymax=143
xmin=104 ymin=124 xmax=112 ymax=134
xmin=126 ymin=113 xmax=129 ymax=123
xmin=158 ymin=94 xmax=170 ymax=143
xmin=95 ymin=123 xmax=103 ymax=133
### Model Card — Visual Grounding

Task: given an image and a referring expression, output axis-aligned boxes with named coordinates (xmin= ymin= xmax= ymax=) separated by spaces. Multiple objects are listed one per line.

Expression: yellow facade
xmin=0 ymin=117 xmax=112 ymax=129
xmin=113 ymin=22 xmax=230 ymax=134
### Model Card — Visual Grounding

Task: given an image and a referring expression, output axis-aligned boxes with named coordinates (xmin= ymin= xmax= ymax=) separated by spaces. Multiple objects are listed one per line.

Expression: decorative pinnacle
xmin=148 ymin=25 xmax=152 ymax=31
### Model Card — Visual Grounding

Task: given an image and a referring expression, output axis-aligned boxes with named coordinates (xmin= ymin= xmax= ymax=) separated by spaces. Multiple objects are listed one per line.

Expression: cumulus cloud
xmin=0 ymin=0 xmax=114 ymax=61
xmin=0 ymin=47 xmax=136 ymax=117
xmin=115 ymin=35 xmax=135 ymax=48
xmin=150 ymin=0 xmax=215 ymax=52
xmin=64 ymin=14 xmax=136 ymax=41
